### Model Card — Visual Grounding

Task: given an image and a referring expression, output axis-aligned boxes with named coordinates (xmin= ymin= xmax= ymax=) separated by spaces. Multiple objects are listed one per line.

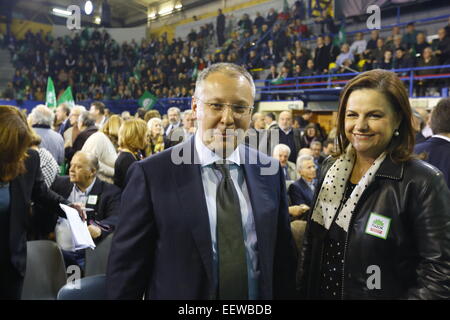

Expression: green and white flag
xmin=333 ymin=24 xmax=346 ymax=47
xmin=46 ymin=77 xmax=57 ymax=108
xmin=57 ymin=86 xmax=75 ymax=108
xmin=138 ymin=90 xmax=157 ymax=111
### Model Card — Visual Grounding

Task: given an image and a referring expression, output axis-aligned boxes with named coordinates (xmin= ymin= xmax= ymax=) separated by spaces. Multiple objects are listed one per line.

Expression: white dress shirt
xmin=195 ymin=133 xmax=260 ymax=299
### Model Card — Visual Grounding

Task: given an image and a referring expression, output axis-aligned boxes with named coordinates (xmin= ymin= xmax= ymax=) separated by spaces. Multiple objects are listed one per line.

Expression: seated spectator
xmin=393 ymin=47 xmax=414 ymax=73
xmin=146 ymin=117 xmax=165 ymax=156
xmin=372 ymin=38 xmax=386 ymax=66
xmin=416 ymin=47 xmax=439 ymax=96
xmin=375 ymin=50 xmax=394 ymax=70
xmin=82 ymin=115 xmax=122 ymax=184
xmin=387 ymin=34 xmax=406 ymax=53
xmin=434 ymin=28 xmax=450 ymax=65
xmin=302 ymin=59 xmax=316 ymax=77
xmin=385 ymin=26 xmax=401 ymax=48
xmin=414 ymin=98 xmax=450 ymax=188
xmin=294 ymin=48 xmax=309 ymax=70
xmin=254 ymin=12 xmax=266 ymax=30
xmin=414 ymin=32 xmax=430 ymax=60
xmin=336 ymin=43 xmax=354 ymax=68
xmin=300 ymin=123 xmax=321 ymax=148
xmin=273 ymin=144 xmax=299 ymax=182
xmin=403 ymin=22 xmax=420 ymax=50
xmin=52 ymin=151 xmax=121 ymax=268
xmin=292 ymin=64 xmax=303 ymax=79
xmin=310 ymin=140 xmax=325 ymax=166
xmin=114 ymin=119 xmax=147 ymax=190
xmin=246 ymin=50 xmax=262 ymax=69
xmin=366 ymin=30 xmax=379 ymax=51
xmin=167 ymin=110 xmax=196 ymax=148
xmin=262 ymin=40 xmax=281 ymax=66
xmin=350 ymin=32 xmax=367 ymax=59
xmin=29 ymin=105 xmax=64 ymax=165
xmin=288 ymin=155 xmax=317 ymax=220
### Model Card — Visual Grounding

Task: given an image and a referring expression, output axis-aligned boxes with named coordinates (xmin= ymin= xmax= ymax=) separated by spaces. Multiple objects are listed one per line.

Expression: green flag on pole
xmin=46 ymin=77 xmax=57 ymax=108
xmin=138 ymin=90 xmax=158 ymax=111
xmin=57 ymin=86 xmax=75 ymax=108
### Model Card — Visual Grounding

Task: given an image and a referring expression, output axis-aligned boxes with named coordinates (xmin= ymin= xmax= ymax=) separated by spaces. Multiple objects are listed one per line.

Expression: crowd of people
xmin=1 ymin=62 xmax=450 ymax=300
xmin=3 ymin=3 xmax=450 ymax=105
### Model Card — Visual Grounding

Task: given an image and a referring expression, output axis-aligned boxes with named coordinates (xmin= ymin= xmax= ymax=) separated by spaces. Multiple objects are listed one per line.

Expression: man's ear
xmin=191 ymin=96 xmax=198 ymax=120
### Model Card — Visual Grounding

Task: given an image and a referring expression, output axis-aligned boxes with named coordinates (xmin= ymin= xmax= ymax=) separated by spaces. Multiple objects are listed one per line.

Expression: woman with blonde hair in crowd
xmin=114 ymin=118 xmax=148 ymax=189
xmin=146 ymin=117 xmax=165 ymax=156
xmin=82 ymin=115 xmax=123 ymax=183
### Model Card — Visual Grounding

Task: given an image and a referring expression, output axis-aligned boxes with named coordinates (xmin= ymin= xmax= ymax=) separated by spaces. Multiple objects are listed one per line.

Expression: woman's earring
xmin=393 ymin=129 xmax=400 ymax=136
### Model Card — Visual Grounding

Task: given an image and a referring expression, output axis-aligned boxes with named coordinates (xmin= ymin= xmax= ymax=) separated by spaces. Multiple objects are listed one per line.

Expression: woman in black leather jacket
xmin=298 ymin=70 xmax=450 ymax=299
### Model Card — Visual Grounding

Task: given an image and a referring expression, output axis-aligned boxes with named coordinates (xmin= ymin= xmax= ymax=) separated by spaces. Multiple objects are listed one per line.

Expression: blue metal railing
xmin=255 ymin=64 xmax=450 ymax=99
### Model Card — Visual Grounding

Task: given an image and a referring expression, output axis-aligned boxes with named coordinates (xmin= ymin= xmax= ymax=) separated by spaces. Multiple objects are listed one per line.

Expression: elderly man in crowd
xmin=288 ymin=154 xmax=317 ymax=221
xmin=64 ymin=105 xmax=86 ymax=148
xmin=164 ymin=107 xmax=182 ymax=136
xmin=29 ymin=105 xmax=64 ymax=165
xmin=166 ymin=110 xmax=196 ymax=147
xmin=278 ymin=111 xmax=302 ymax=163
xmin=310 ymin=141 xmax=325 ymax=167
xmin=52 ymin=151 xmax=121 ymax=267
xmin=273 ymin=144 xmax=299 ymax=183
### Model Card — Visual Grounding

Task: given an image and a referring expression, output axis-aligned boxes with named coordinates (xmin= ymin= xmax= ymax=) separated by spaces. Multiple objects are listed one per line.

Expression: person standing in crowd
xmin=146 ymin=117 xmax=165 ymax=156
xmin=166 ymin=110 xmax=197 ymax=148
xmin=29 ymin=105 xmax=64 ymax=165
xmin=310 ymin=141 xmax=325 ymax=166
xmin=29 ymin=130 xmax=59 ymax=188
xmin=216 ymin=9 xmax=226 ymax=47
xmin=273 ymin=144 xmax=299 ymax=182
xmin=245 ymin=112 xmax=270 ymax=154
xmin=65 ymin=111 xmax=98 ymax=165
xmin=299 ymin=69 xmax=450 ymax=299
xmin=164 ymin=107 xmax=182 ymax=137
xmin=288 ymin=154 xmax=317 ymax=221
xmin=415 ymin=98 xmax=450 ymax=189
xmin=89 ymin=101 xmax=107 ymax=129
xmin=114 ymin=118 xmax=148 ymax=190
xmin=0 ymin=105 xmax=82 ymax=299
xmin=55 ymin=103 xmax=72 ymax=136
xmin=82 ymin=115 xmax=122 ymax=184
xmin=107 ymin=63 xmax=297 ymax=300
xmin=278 ymin=111 xmax=302 ymax=163
xmin=64 ymin=105 xmax=86 ymax=149
xmin=322 ymin=139 xmax=335 ymax=158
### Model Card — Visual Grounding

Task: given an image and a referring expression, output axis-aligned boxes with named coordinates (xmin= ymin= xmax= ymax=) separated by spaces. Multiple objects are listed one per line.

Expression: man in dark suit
xmin=107 ymin=63 xmax=297 ymax=300
xmin=278 ymin=111 xmax=302 ymax=163
xmin=216 ymin=9 xmax=226 ymax=47
xmin=56 ymin=103 xmax=72 ymax=136
xmin=415 ymin=98 xmax=450 ymax=189
xmin=52 ymin=151 xmax=121 ymax=243
xmin=288 ymin=155 xmax=317 ymax=221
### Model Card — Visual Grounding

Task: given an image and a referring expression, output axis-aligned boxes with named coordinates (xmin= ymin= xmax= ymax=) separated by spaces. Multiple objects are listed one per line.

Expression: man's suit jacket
xmin=9 ymin=150 xmax=69 ymax=277
xmin=414 ymin=136 xmax=450 ymax=189
xmin=106 ymin=137 xmax=297 ymax=300
xmin=51 ymin=176 xmax=122 ymax=241
xmin=288 ymin=178 xmax=314 ymax=207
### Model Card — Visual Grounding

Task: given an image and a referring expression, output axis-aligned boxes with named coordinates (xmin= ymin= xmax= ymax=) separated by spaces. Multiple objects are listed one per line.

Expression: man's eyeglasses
xmin=195 ymin=97 xmax=253 ymax=118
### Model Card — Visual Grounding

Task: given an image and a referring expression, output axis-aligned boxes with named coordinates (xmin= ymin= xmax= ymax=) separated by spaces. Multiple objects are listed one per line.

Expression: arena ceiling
xmin=11 ymin=0 xmax=212 ymax=27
